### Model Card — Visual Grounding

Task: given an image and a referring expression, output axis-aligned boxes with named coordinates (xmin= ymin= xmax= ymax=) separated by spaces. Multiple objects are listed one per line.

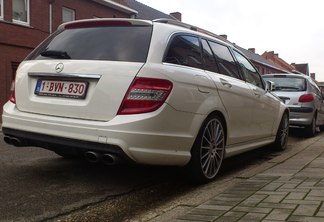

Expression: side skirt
xmin=225 ymin=137 xmax=276 ymax=158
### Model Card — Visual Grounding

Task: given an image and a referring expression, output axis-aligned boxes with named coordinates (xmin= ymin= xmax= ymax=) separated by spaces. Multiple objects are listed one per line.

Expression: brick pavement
xmin=176 ymin=135 xmax=324 ymax=222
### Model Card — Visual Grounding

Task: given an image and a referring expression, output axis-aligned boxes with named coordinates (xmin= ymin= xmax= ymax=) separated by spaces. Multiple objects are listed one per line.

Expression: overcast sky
xmin=139 ymin=0 xmax=324 ymax=81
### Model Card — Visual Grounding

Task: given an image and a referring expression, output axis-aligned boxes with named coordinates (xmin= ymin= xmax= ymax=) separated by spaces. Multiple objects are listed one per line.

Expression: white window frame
xmin=0 ymin=0 xmax=4 ymax=20
xmin=62 ymin=7 xmax=75 ymax=23
xmin=12 ymin=0 xmax=30 ymax=26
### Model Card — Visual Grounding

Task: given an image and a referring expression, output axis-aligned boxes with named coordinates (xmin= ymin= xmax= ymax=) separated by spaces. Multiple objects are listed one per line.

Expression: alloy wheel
xmin=200 ymin=118 xmax=225 ymax=179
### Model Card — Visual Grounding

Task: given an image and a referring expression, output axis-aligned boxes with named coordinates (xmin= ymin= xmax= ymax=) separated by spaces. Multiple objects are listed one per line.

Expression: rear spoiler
xmin=59 ymin=18 xmax=152 ymax=30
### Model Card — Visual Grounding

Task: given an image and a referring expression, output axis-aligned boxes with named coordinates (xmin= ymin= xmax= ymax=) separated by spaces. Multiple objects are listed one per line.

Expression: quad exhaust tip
xmin=84 ymin=151 xmax=100 ymax=163
xmin=4 ymin=136 xmax=23 ymax=147
xmin=101 ymin=153 xmax=117 ymax=165
xmin=4 ymin=138 xmax=119 ymax=165
xmin=4 ymin=136 xmax=12 ymax=145
xmin=84 ymin=151 xmax=118 ymax=165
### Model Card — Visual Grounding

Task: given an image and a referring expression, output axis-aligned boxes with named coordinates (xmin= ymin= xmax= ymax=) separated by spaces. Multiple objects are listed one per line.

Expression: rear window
xmin=26 ymin=26 xmax=152 ymax=62
xmin=263 ymin=75 xmax=307 ymax=91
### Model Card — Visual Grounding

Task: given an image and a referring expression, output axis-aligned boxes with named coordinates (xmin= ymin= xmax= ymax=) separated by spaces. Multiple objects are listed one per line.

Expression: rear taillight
xmin=117 ymin=77 xmax=173 ymax=115
xmin=299 ymin=94 xmax=314 ymax=103
xmin=9 ymin=80 xmax=16 ymax=104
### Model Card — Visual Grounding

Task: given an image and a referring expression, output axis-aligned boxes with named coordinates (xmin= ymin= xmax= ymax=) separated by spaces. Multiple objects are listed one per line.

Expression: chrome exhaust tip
xmin=11 ymin=137 xmax=22 ymax=147
xmin=3 ymin=136 xmax=12 ymax=145
xmin=4 ymin=136 xmax=23 ymax=147
xmin=101 ymin=153 xmax=117 ymax=165
xmin=84 ymin=151 xmax=100 ymax=163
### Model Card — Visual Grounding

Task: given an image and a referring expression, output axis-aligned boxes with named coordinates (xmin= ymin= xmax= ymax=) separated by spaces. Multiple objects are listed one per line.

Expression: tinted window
xmin=208 ymin=41 xmax=240 ymax=79
xmin=263 ymin=76 xmax=307 ymax=92
xmin=233 ymin=50 xmax=263 ymax=88
xmin=27 ymin=26 xmax=152 ymax=62
xmin=201 ymin=39 xmax=219 ymax=73
xmin=164 ymin=35 xmax=203 ymax=69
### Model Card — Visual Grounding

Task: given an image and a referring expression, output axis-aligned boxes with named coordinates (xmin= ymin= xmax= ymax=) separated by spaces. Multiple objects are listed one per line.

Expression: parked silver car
xmin=263 ymin=73 xmax=324 ymax=136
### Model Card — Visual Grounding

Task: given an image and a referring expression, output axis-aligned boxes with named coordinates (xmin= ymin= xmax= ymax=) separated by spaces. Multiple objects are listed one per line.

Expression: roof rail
xmin=153 ymin=18 xmax=198 ymax=31
xmin=153 ymin=18 xmax=232 ymax=45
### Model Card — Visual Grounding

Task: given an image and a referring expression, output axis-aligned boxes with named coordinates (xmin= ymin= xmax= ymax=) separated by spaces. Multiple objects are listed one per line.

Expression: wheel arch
xmin=279 ymin=108 xmax=290 ymax=131
xmin=191 ymin=110 xmax=228 ymax=154
xmin=272 ymin=104 xmax=289 ymax=136
xmin=187 ymin=109 xmax=227 ymax=182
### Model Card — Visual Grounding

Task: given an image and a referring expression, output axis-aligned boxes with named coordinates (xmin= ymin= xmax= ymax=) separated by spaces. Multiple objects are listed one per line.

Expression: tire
xmin=305 ymin=115 xmax=316 ymax=137
xmin=273 ymin=112 xmax=289 ymax=151
xmin=188 ymin=114 xmax=225 ymax=183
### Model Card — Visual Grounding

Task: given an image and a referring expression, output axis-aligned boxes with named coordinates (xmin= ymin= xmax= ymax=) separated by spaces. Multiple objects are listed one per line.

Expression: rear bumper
xmin=2 ymin=127 xmax=134 ymax=163
xmin=288 ymin=107 xmax=313 ymax=113
xmin=2 ymin=102 xmax=204 ymax=166
xmin=288 ymin=106 xmax=314 ymax=126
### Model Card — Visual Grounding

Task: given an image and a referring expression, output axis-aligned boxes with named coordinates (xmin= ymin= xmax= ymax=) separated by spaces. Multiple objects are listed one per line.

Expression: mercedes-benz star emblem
xmin=55 ymin=63 xmax=64 ymax=73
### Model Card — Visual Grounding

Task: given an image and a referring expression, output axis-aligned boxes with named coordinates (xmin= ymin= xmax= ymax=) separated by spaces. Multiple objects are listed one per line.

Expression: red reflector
xmin=299 ymin=94 xmax=314 ymax=103
xmin=9 ymin=80 xmax=16 ymax=104
xmin=65 ymin=20 xmax=132 ymax=29
xmin=118 ymin=77 xmax=173 ymax=115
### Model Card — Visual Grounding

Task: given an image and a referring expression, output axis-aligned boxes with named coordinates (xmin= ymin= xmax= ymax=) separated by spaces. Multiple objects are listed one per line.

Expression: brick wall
xmin=51 ymin=0 xmax=130 ymax=31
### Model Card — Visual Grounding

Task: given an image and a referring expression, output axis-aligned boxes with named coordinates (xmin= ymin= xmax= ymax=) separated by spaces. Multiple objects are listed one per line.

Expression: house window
xmin=13 ymin=0 xmax=30 ymax=25
xmin=62 ymin=7 xmax=75 ymax=23
xmin=0 ymin=0 xmax=3 ymax=20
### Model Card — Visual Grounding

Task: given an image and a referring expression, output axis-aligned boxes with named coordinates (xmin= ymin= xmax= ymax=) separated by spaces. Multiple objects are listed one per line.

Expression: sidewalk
xmin=174 ymin=133 xmax=324 ymax=222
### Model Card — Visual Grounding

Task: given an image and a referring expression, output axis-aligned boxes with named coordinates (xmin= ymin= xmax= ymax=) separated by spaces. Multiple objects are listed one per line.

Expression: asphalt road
xmin=0 ymin=129 xmax=307 ymax=222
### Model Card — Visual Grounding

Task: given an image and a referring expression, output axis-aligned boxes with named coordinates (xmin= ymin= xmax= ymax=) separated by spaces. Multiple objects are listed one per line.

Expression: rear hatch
xmin=263 ymin=75 xmax=307 ymax=106
xmin=15 ymin=19 xmax=153 ymax=121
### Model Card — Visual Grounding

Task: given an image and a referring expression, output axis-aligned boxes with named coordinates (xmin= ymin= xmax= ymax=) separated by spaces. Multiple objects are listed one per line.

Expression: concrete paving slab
xmin=172 ymin=133 xmax=324 ymax=222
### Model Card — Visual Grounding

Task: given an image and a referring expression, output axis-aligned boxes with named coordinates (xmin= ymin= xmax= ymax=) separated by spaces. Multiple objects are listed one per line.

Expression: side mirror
xmin=266 ymin=80 xmax=276 ymax=92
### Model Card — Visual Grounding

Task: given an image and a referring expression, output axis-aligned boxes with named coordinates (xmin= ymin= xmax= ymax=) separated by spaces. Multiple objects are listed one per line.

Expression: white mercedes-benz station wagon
xmin=2 ymin=18 xmax=289 ymax=182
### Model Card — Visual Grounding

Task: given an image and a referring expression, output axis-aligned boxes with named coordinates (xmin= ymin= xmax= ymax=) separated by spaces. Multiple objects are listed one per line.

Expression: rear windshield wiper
xmin=40 ymin=50 xmax=71 ymax=59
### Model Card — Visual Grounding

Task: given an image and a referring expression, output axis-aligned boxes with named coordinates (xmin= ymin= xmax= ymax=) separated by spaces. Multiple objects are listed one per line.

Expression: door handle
xmin=220 ymin=78 xmax=232 ymax=88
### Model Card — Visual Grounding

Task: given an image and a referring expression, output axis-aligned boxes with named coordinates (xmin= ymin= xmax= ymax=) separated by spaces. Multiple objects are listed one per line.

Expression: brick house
xmin=261 ymin=51 xmax=295 ymax=73
xmin=262 ymin=51 xmax=315 ymax=78
xmin=217 ymin=35 xmax=315 ymax=77
xmin=217 ymin=35 xmax=290 ymax=75
xmin=291 ymin=63 xmax=310 ymax=76
xmin=0 ymin=0 xmax=137 ymax=115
